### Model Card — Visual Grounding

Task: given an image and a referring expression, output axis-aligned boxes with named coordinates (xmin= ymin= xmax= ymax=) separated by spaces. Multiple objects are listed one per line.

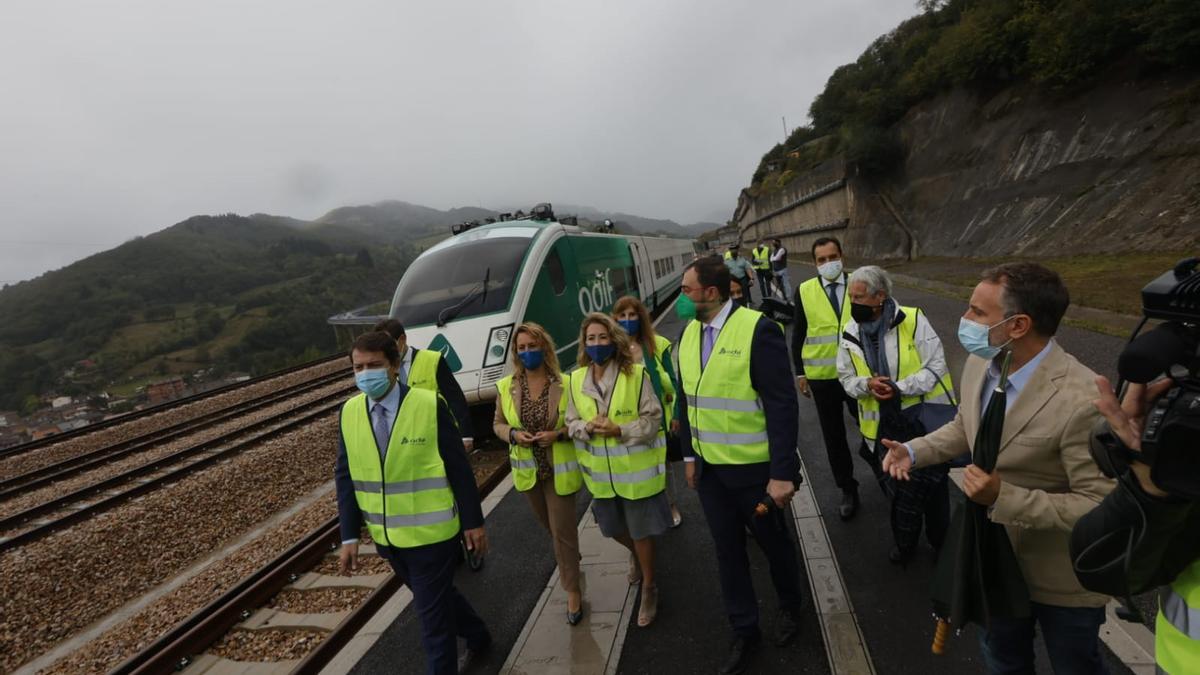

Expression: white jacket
xmin=837 ymin=304 xmax=949 ymax=401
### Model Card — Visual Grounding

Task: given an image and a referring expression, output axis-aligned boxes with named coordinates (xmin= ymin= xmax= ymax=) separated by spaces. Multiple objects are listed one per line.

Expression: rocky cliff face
xmin=734 ymin=69 xmax=1200 ymax=260
xmin=888 ymin=69 xmax=1199 ymax=257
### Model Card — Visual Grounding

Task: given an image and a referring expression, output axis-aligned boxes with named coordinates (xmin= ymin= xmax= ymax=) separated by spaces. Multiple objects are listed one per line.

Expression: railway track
xmin=0 ymin=370 xmax=348 ymax=499
xmin=112 ymin=455 xmax=511 ymax=675
xmin=0 ymin=353 xmax=343 ymax=463
xmin=0 ymin=383 xmax=355 ymax=554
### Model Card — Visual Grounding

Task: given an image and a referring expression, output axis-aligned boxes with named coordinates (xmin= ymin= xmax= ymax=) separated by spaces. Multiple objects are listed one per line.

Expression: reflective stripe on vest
xmin=407 ymin=349 xmax=441 ymax=392
xmin=799 ymin=276 xmax=853 ymax=380
xmin=496 ymin=375 xmax=583 ymax=496
xmin=846 ymin=306 xmax=957 ymax=443
xmin=340 ymin=389 xmax=460 ymax=549
xmin=678 ymin=307 xmax=770 ymax=465
xmin=1157 ymin=560 xmax=1200 ymax=674
xmin=751 ymin=246 xmax=771 ymax=270
xmin=568 ymin=364 xmax=666 ymax=499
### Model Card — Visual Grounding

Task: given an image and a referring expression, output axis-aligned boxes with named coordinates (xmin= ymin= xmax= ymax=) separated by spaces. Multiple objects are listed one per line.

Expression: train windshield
xmin=388 ymin=236 xmax=531 ymax=326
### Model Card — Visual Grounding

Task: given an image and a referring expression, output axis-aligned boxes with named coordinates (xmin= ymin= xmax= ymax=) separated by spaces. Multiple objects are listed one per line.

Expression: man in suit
xmin=375 ymin=319 xmax=475 ymax=452
xmin=677 ymin=256 xmax=804 ymax=675
xmin=791 ymin=237 xmax=860 ymax=520
xmin=336 ymin=331 xmax=490 ymax=675
xmin=882 ymin=262 xmax=1115 ymax=673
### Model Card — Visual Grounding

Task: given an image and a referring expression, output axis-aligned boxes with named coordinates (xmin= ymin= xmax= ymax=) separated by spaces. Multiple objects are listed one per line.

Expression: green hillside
xmin=0 ymin=213 xmax=412 ymax=411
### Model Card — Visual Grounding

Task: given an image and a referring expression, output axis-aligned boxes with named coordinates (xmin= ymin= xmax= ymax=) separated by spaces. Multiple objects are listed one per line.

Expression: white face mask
xmin=818 ymin=259 xmax=843 ymax=281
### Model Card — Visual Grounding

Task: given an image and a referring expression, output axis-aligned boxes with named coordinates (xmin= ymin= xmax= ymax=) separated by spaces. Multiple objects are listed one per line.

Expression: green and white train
xmin=388 ymin=213 xmax=697 ymax=406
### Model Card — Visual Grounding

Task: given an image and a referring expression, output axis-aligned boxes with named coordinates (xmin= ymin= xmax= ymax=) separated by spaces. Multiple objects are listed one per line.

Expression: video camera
xmin=1090 ymin=257 xmax=1200 ymax=499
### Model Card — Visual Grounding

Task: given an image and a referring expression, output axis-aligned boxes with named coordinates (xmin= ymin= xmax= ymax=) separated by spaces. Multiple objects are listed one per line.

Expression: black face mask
xmin=850 ymin=302 xmax=880 ymax=324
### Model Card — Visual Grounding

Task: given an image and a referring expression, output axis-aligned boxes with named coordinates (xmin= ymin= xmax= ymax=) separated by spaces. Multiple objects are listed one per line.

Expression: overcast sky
xmin=0 ymin=0 xmax=917 ymax=284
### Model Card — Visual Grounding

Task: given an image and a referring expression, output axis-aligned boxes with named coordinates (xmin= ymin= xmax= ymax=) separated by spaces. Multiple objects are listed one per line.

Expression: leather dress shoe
xmin=889 ymin=545 xmax=914 ymax=568
xmin=718 ymin=634 xmax=760 ymax=675
xmin=775 ymin=608 xmax=800 ymax=646
xmin=838 ymin=489 xmax=860 ymax=521
xmin=457 ymin=635 xmax=491 ymax=673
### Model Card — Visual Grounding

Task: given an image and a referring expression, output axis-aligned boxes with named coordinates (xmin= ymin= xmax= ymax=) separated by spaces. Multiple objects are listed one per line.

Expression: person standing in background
xmin=770 ymin=238 xmax=791 ymax=300
xmin=790 ymin=237 xmax=860 ymax=520
xmin=751 ymin=239 xmax=773 ymax=301
xmin=724 ymin=248 xmax=756 ymax=306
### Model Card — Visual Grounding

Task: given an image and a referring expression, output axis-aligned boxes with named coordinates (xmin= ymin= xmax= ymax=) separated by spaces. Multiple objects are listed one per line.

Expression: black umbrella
xmin=930 ymin=350 xmax=1031 ymax=654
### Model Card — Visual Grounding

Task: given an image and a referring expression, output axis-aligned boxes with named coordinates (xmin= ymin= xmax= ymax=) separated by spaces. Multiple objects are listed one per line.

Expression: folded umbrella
xmin=930 ymin=350 xmax=1031 ymax=653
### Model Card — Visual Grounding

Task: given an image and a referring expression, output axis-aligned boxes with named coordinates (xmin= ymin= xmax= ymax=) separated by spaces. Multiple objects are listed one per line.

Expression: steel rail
xmin=0 ymin=353 xmax=343 ymax=461
xmin=112 ymin=460 xmax=511 ymax=675
xmin=0 ymin=371 xmax=347 ymax=498
xmin=0 ymin=391 xmax=351 ymax=554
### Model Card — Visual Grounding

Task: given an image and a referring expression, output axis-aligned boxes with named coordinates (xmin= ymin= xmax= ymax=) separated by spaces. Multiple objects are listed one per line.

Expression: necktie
xmin=827 ymin=281 xmax=840 ymax=314
xmin=372 ymin=403 xmax=390 ymax=458
xmin=701 ymin=325 xmax=716 ymax=369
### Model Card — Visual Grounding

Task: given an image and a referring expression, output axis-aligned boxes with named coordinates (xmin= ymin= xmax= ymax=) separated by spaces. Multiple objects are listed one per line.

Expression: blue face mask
xmin=518 ymin=349 xmax=544 ymax=370
xmin=355 ymin=368 xmax=393 ymax=399
xmin=957 ymin=316 xmax=1016 ymax=360
xmin=617 ymin=318 xmax=641 ymax=336
xmin=586 ymin=343 xmax=616 ymax=365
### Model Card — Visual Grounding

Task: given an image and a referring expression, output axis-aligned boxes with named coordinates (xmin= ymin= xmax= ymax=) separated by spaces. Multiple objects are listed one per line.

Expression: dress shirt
xmin=821 ymin=275 xmax=845 ymax=309
xmin=904 ymin=339 xmax=1056 ymax=466
xmin=770 ymin=247 xmax=787 ymax=264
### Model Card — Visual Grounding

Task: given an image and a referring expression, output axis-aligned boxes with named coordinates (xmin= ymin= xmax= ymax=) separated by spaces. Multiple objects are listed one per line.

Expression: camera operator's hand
xmin=1093 ymin=375 xmax=1174 ymax=497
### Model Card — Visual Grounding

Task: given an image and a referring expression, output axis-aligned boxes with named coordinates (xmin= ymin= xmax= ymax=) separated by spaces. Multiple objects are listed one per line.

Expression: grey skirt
xmin=591 ymin=490 xmax=672 ymax=540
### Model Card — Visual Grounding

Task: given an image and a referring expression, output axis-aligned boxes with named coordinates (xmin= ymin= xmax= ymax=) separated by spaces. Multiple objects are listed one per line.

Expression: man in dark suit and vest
xmin=336 ymin=331 xmax=490 ymax=675
xmin=677 ymin=256 xmax=804 ymax=675
xmin=375 ymin=319 xmax=475 ymax=452
xmin=790 ymin=236 xmax=861 ymax=520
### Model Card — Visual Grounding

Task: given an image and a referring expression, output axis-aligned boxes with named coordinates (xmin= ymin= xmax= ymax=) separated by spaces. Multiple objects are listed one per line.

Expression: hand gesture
xmin=767 ymin=478 xmax=796 ymax=509
xmin=515 ymin=430 xmax=537 ymax=447
xmin=796 ymin=376 xmax=811 ymax=398
xmin=594 ymin=416 xmax=621 ymax=438
xmin=534 ymin=430 xmax=558 ymax=448
xmin=685 ymin=460 xmax=697 ymax=489
xmin=880 ymin=438 xmax=912 ymax=481
xmin=869 ymin=376 xmax=894 ymax=401
xmin=670 ymin=419 xmax=680 ymax=434
xmin=463 ymin=527 xmax=489 ymax=557
xmin=338 ymin=542 xmax=359 ymax=575
xmin=462 ymin=438 xmax=474 ymax=453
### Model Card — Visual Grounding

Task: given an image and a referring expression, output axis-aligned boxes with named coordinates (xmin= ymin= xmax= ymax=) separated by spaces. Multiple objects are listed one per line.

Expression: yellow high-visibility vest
xmin=799 ymin=276 xmax=853 ymax=380
xmin=751 ymin=246 xmax=771 ymax=271
xmin=649 ymin=334 xmax=677 ymax=428
xmin=406 ymin=349 xmax=441 ymax=392
xmin=678 ymin=307 xmax=770 ymax=465
xmin=340 ymin=388 xmax=460 ymax=548
xmin=568 ymin=364 xmax=666 ymax=499
xmin=1157 ymin=559 xmax=1200 ymax=674
xmin=844 ymin=306 xmax=956 ymax=443
xmin=496 ymin=375 xmax=582 ymax=496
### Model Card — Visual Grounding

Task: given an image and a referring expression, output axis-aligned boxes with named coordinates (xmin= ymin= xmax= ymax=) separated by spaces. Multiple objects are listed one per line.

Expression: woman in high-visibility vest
xmin=492 ymin=322 xmax=586 ymax=625
xmin=565 ymin=313 xmax=668 ymax=627
xmin=612 ymin=296 xmax=684 ymax=528
xmin=836 ymin=265 xmax=957 ymax=566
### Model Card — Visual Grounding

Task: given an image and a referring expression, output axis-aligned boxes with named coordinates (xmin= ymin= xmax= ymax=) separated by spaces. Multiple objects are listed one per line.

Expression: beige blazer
xmin=492 ymin=373 xmax=566 ymax=441
xmin=908 ymin=341 xmax=1115 ymax=608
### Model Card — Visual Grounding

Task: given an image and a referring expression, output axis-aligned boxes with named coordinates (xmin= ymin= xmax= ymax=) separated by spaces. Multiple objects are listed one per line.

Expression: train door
xmin=627 ymin=238 xmax=655 ymax=305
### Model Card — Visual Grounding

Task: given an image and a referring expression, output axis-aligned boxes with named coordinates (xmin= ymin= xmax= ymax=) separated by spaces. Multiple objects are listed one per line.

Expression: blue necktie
xmin=372 ymin=403 xmax=390 ymax=459
xmin=701 ymin=325 xmax=716 ymax=369
xmin=827 ymin=282 xmax=840 ymax=314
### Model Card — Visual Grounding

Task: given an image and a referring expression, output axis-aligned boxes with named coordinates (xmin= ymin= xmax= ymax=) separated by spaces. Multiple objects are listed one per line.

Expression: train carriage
xmin=387 ymin=213 xmax=696 ymax=406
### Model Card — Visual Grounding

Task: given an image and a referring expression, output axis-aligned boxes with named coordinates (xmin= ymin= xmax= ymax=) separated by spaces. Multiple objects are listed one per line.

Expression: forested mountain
xmin=0 ymin=200 xmax=710 ymax=412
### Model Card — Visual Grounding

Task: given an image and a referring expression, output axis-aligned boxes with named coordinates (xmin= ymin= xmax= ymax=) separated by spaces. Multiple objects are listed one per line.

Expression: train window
xmin=544 ymin=248 xmax=566 ymax=295
xmin=654 ymin=260 xmax=661 ymax=277
xmin=389 ymin=237 xmax=530 ymax=326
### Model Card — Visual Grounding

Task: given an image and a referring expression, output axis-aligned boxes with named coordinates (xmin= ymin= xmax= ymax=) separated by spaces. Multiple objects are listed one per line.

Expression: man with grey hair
xmin=837 ymin=265 xmax=956 ymax=565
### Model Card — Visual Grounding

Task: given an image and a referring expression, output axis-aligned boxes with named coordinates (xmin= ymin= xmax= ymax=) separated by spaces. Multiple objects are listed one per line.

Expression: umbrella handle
xmin=932 ymin=619 xmax=950 ymax=655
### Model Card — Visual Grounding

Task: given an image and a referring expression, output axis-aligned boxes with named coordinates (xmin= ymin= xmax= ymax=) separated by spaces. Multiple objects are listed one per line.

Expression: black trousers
xmin=379 ymin=538 xmax=490 ymax=675
xmin=697 ymin=468 xmax=804 ymax=638
xmin=808 ymin=377 xmax=860 ymax=491
xmin=756 ymin=268 xmax=772 ymax=299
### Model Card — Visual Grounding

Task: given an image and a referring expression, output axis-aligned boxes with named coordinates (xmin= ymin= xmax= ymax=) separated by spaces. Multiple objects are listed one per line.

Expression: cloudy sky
xmin=0 ymin=0 xmax=917 ymax=284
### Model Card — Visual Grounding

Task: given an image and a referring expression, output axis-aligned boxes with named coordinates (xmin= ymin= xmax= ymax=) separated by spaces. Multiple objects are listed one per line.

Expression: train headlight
xmin=483 ymin=324 xmax=514 ymax=368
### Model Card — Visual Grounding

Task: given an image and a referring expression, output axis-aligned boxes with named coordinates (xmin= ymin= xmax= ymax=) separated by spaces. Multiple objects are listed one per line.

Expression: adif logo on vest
xmin=614 ymin=408 xmax=635 ymax=417
xmin=718 ymin=347 xmax=744 ymax=357
xmin=577 ymin=268 xmax=616 ymax=314
xmin=398 ymin=436 xmax=429 ymax=445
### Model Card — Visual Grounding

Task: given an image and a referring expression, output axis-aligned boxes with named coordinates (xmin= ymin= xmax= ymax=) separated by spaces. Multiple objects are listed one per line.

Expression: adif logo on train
xmin=578 ymin=268 xmax=616 ymax=314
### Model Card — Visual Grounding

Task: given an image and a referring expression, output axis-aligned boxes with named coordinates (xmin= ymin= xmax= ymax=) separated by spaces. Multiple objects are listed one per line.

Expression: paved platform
xmin=332 ymin=262 xmax=1153 ymax=675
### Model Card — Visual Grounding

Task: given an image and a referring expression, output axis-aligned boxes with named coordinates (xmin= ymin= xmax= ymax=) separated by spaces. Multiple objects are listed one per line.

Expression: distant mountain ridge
xmin=0 ymin=198 xmax=713 ymax=413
